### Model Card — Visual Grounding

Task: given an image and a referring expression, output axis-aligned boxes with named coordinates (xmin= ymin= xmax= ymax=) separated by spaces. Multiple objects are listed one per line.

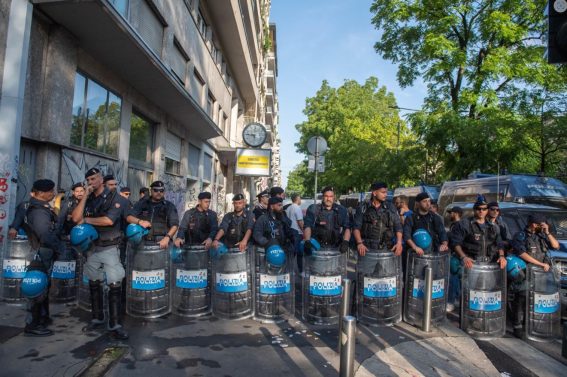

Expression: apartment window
xmin=203 ymin=153 xmax=213 ymax=182
xmin=129 ymin=112 xmax=154 ymax=167
xmin=132 ymin=0 xmax=164 ymax=56
xmin=170 ymin=39 xmax=189 ymax=84
xmin=206 ymin=91 xmax=215 ymax=118
xmin=197 ymin=8 xmax=208 ymax=37
xmin=71 ymin=72 xmax=121 ymax=157
xmin=194 ymin=69 xmax=205 ymax=104
xmin=165 ymin=131 xmax=181 ymax=175
xmin=188 ymin=143 xmax=200 ymax=178
xmin=109 ymin=0 xmax=129 ymax=18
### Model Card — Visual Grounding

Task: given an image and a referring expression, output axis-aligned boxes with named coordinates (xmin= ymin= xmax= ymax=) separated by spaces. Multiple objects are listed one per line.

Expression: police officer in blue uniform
xmin=71 ymin=168 xmax=128 ymax=339
xmin=403 ymin=192 xmax=448 ymax=255
xmin=175 ymin=192 xmax=218 ymax=249
xmin=353 ymin=182 xmax=403 ymax=256
xmin=22 ymin=179 xmax=65 ymax=336
xmin=127 ymin=181 xmax=179 ymax=249
xmin=58 ymin=182 xmax=85 ymax=239
xmin=451 ymin=197 xmax=507 ymax=270
xmin=303 ymin=186 xmax=351 ymax=254
xmin=253 ymin=189 xmax=269 ymax=220
xmin=253 ymin=196 xmax=295 ymax=250
xmin=509 ymin=213 xmax=559 ymax=337
xmin=8 ymin=192 xmax=34 ymax=239
xmin=213 ymin=194 xmax=254 ymax=252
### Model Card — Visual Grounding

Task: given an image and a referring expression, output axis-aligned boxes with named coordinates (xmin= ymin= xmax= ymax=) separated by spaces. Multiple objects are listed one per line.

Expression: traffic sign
xmin=307 ymin=136 xmax=328 ymax=155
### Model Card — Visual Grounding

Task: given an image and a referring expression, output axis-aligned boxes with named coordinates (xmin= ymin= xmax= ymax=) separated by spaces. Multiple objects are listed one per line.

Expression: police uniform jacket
xmin=253 ymin=205 xmax=267 ymax=220
xmin=511 ymin=228 xmax=554 ymax=264
xmin=178 ymin=207 xmax=218 ymax=244
xmin=450 ymin=217 xmax=503 ymax=261
xmin=304 ymin=203 xmax=350 ymax=247
xmin=58 ymin=197 xmax=80 ymax=236
xmin=130 ymin=197 xmax=179 ymax=238
xmin=402 ymin=211 xmax=447 ymax=252
xmin=84 ymin=188 xmax=123 ymax=245
xmin=24 ymin=198 xmax=65 ymax=256
xmin=9 ymin=200 xmax=29 ymax=230
xmin=253 ymin=211 xmax=294 ymax=249
xmin=218 ymin=210 xmax=255 ymax=247
xmin=353 ymin=200 xmax=402 ymax=248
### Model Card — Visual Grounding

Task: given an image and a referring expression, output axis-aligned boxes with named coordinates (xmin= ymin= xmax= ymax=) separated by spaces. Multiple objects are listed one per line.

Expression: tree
xmin=371 ymin=0 xmax=567 ymax=178
xmin=295 ymin=77 xmax=422 ymax=192
xmin=286 ymin=162 xmax=310 ymax=197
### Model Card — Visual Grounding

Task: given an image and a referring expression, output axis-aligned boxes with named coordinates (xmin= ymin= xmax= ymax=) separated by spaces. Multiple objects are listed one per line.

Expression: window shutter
xmin=132 ymin=0 xmax=163 ymax=55
xmin=165 ymin=131 xmax=181 ymax=162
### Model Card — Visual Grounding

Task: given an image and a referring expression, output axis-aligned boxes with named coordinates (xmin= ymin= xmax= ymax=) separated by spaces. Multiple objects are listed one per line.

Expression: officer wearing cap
xmin=451 ymin=196 xmax=507 ymax=270
xmin=403 ymin=192 xmax=448 ymax=255
xmin=253 ymin=189 xmax=270 ymax=220
xmin=175 ymin=192 xmax=218 ymax=250
xmin=213 ymin=194 xmax=254 ymax=252
xmin=71 ymin=167 xmax=128 ymax=339
xmin=303 ymin=186 xmax=351 ymax=255
xmin=58 ymin=182 xmax=86 ymax=238
xmin=21 ymin=179 xmax=65 ymax=336
xmin=353 ymin=182 xmax=402 ymax=256
xmin=127 ymin=181 xmax=179 ymax=250
xmin=509 ymin=213 xmax=559 ymax=337
xmin=253 ymin=196 xmax=295 ymax=250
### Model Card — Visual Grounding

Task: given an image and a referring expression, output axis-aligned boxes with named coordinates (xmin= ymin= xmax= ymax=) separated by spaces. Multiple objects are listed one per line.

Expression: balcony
xmin=265 ymin=69 xmax=275 ymax=89
xmin=265 ymin=88 xmax=274 ymax=106
xmin=33 ymin=0 xmax=222 ymax=140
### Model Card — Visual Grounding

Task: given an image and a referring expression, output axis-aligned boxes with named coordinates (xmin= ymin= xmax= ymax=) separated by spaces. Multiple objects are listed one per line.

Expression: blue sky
xmin=270 ymin=0 xmax=426 ymax=187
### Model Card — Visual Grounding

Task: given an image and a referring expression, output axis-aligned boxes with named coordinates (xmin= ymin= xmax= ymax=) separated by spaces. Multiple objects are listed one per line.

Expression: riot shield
xmin=526 ymin=264 xmax=561 ymax=341
xmin=172 ymin=244 xmax=211 ymax=317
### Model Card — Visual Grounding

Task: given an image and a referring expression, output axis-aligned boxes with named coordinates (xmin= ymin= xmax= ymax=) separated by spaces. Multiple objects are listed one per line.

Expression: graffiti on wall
xmin=212 ymin=183 xmax=226 ymax=219
xmin=0 ymin=152 xmax=18 ymax=246
xmin=61 ymin=149 xmax=125 ymax=190
xmin=162 ymin=174 xmax=187 ymax=218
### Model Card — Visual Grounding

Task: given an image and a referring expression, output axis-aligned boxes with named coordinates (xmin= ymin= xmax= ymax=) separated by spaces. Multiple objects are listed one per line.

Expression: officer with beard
xmin=253 ymin=197 xmax=294 ymax=251
xmin=213 ymin=194 xmax=254 ymax=252
xmin=353 ymin=182 xmax=402 ymax=256
xmin=58 ymin=182 xmax=85 ymax=239
xmin=175 ymin=192 xmax=218 ymax=249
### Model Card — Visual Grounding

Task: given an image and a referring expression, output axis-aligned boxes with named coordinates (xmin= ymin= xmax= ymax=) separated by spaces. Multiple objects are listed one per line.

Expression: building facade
xmin=0 ymin=0 xmax=280 ymax=244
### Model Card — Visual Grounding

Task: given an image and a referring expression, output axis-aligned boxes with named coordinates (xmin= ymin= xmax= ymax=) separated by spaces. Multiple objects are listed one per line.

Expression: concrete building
xmin=0 ymin=0 xmax=280 ymax=242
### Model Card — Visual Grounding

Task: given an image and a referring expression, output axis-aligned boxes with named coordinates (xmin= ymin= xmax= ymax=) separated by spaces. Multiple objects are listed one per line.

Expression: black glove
xmin=339 ymin=240 xmax=350 ymax=254
xmin=303 ymin=240 xmax=313 ymax=256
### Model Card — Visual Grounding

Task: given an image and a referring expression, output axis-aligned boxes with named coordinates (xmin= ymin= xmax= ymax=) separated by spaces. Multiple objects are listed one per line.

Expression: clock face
xmin=242 ymin=123 xmax=267 ymax=147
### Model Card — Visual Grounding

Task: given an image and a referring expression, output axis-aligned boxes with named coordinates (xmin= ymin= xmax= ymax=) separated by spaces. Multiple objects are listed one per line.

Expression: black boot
xmin=40 ymin=295 xmax=52 ymax=327
xmin=511 ymin=294 xmax=526 ymax=339
xmin=85 ymin=280 xmax=105 ymax=331
xmin=108 ymin=284 xmax=128 ymax=340
xmin=25 ymin=302 xmax=53 ymax=337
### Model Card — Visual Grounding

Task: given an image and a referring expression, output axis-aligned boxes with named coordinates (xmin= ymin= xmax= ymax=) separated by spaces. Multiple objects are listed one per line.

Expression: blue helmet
xmin=210 ymin=242 xmax=228 ymax=258
xmin=266 ymin=244 xmax=286 ymax=268
xmin=506 ymin=255 xmax=527 ymax=281
xmin=450 ymin=256 xmax=461 ymax=275
xmin=412 ymin=229 xmax=432 ymax=250
xmin=299 ymin=238 xmax=321 ymax=254
xmin=21 ymin=270 xmax=48 ymax=298
xmin=125 ymin=224 xmax=149 ymax=245
xmin=170 ymin=246 xmax=184 ymax=263
xmin=70 ymin=224 xmax=99 ymax=253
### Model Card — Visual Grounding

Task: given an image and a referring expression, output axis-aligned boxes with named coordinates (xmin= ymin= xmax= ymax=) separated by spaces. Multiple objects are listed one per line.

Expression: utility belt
xmin=94 ymin=237 xmax=122 ymax=247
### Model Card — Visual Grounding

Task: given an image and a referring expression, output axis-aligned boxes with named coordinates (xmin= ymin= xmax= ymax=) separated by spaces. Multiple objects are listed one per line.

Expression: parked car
xmin=438 ymin=174 xmax=567 ymax=214
xmin=443 ymin=201 xmax=567 ymax=319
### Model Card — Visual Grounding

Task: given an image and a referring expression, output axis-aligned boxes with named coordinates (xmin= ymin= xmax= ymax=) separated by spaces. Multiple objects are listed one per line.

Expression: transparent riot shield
xmin=254 ymin=246 xmax=294 ymax=323
xmin=526 ymin=264 xmax=561 ymax=341
xmin=50 ymin=241 xmax=79 ymax=303
xmin=404 ymin=252 xmax=449 ymax=327
xmin=357 ymin=250 xmax=402 ymax=326
xmin=126 ymin=241 xmax=171 ymax=318
xmin=1 ymin=238 xmax=33 ymax=301
xmin=212 ymin=247 xmax=253 ymax=320
xmin=172 ymin=244 xmax=211 ymax=317
xmin=302 ymin=248 xmax=346 ymax=325
xmin=461 ymin=262 xmax=506 ymax=339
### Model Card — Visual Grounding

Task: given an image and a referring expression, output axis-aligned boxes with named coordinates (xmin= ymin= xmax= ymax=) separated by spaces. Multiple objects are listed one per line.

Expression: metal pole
xmin=339 ymin=315 xmax=356 ymax=377
xmin=338 ymin=278 xmax=352 ymax=352
xmin=422 ymin=266 xmax=433 ymax=332
xmin=314 ymin=137 xmax=319 ymax=202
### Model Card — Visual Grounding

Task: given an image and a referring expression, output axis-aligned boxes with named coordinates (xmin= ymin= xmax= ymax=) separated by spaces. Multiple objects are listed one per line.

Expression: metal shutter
xmin=132 ymin=0 xmax=163 ymax=55
xmin=165 ymin=131 xmax=181 ymax=162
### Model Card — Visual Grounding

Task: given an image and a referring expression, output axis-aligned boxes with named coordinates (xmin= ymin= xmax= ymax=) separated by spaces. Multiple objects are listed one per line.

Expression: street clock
xmin=242 ymin=122 xmax=267 ymax=147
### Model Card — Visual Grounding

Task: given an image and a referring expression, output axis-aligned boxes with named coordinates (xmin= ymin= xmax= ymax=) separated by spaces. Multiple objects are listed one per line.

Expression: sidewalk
xmin=0 ymin=300 xmax=564 ymax=377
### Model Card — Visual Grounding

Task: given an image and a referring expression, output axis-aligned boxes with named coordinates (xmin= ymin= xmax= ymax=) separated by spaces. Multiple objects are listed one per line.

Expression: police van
xmin=393 ymin=185 xmax=440 ymax=210
xmin=443 ymin=201 xmax=567 ymax=320
xmin=438 ymin=174 xmax=567 ymax=214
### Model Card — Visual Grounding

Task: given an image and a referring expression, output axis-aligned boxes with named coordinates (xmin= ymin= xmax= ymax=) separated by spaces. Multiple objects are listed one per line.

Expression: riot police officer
xmin=253 ymin=197 xmax=295 ymax=250
xmin=71 ymin=168 xmax=128 ymax=340
xmin=451 ymin=197 xmax=507 ymax=270
xmin=353 ymin=182 xmax=402 ymax=256
xmin=127 ymin=181 xmax=179 ymax=249
xmin=487 ymin=202 xmax=511 ymax=248
xmin=213 ymin=194 xmax=254 ymax=252
xmin=175 ymin=192 xmax=218 ymax=249
xmin=8 ymin=192 xmax=34 ymax=239
xmin=403 ymin=192 xmax=448 ymax=255
xmin=22 ymin=179 xmax=64 ymax=336
xmin=303 ymin=186 xmax=351 ymax=254
xmin=253 ymin=189 xmax=269 ymax=220
xmin=58 ymin=182 xmax=85 ymax=238
xmin=509 ymin=213 xmax=559 ymax=337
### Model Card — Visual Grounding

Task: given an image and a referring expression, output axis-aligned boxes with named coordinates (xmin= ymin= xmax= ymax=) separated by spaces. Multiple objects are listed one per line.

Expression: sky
xmin=270 ymin=0 xmax=427 ymax=188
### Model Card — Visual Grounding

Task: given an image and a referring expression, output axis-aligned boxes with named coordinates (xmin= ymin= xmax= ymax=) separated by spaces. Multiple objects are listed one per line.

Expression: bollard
xmin=340 ymin=315 xmax=356 ymax=377
xmin=338 ymin=278 xmax=352 ymax=352
xmin=563 ymin=322 xmax=567 ymax=359
xmin=422 ymin=266 xmax=433 ymax=332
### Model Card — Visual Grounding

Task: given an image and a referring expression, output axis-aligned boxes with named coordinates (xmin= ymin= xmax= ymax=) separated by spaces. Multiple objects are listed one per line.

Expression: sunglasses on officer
xmin=475 ymin=207 xmax=488 ymax=211
xmin=152 ymin=188 xmax=165 ymax=193
xmin=489 ymin=207 xmax=499 ymax=212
